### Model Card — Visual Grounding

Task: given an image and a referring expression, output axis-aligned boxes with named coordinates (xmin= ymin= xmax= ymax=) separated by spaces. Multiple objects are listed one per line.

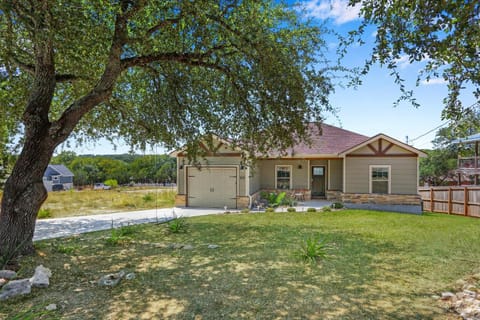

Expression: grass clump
xmin=142 ymin=193 xmax=154 ymax=202
xmin=287 ymin=207 xmax=296 ymax=213
xmin=52 ymin=243 xmax=76 ymax=254
xmin=105 ymin=224 xmax=137 ymax=246
xmin=321 ymin=206 xmax=332 ymax=212
xmin=241 ymin=208 xmax=250 ymax=213
xmin=265 ymin=207 xmax=275 ymax=213
xmin=307 ymin=207 xmax=317 ymax=212
xmin=298 ymin=234 xmax=330 ymax=264
xmin=166 ymin=217 xmax=188 ymax=234
xmin=37 ymin=208 xmax=52 ymax=219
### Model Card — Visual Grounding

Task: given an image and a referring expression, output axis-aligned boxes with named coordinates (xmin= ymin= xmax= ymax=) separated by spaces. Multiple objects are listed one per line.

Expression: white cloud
xmin=394 ymin=55 xmax=410 ymax=69
xmin=301 ymin=0 xmax=361 ymax=25
xmin=421 ymin=78 xmax=447 ymax=86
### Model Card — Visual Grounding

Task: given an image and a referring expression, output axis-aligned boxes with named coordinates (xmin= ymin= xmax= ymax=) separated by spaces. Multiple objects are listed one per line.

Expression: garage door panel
xmin=187 ymin=167 xmax=237 ymax=208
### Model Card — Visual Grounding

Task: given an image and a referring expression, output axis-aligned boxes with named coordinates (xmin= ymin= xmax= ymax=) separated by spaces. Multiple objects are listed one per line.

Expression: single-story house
xmin=172 ymin=123 xmax=427 ymax=213
xmin=43 ymin=164 xmax=74 ymax=192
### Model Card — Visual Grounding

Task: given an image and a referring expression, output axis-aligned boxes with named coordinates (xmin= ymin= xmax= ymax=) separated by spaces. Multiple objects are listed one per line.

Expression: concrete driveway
xmin=33 ymin=207 xmax=225 ymax=241
xmin=33 ymin=200 xmax=331 ymax=241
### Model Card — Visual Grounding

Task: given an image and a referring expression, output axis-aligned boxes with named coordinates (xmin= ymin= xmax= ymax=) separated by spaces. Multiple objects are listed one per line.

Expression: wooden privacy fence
xmin=418 ymin=186 xmax=480 ymax=217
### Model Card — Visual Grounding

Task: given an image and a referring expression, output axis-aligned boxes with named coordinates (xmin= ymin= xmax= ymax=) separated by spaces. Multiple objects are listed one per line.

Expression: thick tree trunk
xmin=0 ymin=125 xmax=56 ymax=257
xmin=0 ymin=1 xmax=127 ymax=260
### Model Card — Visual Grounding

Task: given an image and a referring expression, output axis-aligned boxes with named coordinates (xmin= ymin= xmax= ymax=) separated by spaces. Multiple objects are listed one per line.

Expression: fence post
xmin=448 ymin=188 xmax=453 ymax=214
xmin=464 ymin=187 xmax=469 ymax=216
xmin=430 ymin=188 xmax=434 ymax=212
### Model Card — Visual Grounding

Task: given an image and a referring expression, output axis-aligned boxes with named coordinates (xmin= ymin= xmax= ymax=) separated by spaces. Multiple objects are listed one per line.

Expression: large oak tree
xmin=0 ymin=1 xmax=335 ymax=257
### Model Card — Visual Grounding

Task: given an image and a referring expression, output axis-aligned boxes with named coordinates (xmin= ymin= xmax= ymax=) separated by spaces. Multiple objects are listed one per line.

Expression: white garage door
xmin=187 ymin=167 xmax=237 ymax=209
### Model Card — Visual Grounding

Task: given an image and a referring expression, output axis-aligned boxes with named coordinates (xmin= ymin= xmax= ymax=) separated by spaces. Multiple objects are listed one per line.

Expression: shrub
xmin=321 ymin=206 xmax=331 ymax=212
xmin=265 ymin=207 xmax=275 ymax=213
xmin=262 ymin=192 xmax=286 ymax=208
xmin=287 ymin=207 xmax=296 ymax=212
xmin=37 ymin=208 xmax=52 ymax=219
xmin=167 ymin=217 xmax=187 ymax=234
xmin=104 ymin=179 xmax=118 ymax=188
xmin=307 ymin=208 xmax=317 ymax=212
xmin=331 ymin=202 xmax=344 ymax=209
xmin=297 ymin=235 xmax=329 ymax=264
xmin=241 ymin=208 xmax=250 ymax=213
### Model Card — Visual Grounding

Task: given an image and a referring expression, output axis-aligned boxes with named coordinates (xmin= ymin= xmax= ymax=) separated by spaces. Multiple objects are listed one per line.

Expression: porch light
xmin=240 ymin=161 xmax=245 ymax=170
xmin=179 ymin=159 xmax=185 ymax=170
xmin=298 ymin=164 xmax=302 ymax=169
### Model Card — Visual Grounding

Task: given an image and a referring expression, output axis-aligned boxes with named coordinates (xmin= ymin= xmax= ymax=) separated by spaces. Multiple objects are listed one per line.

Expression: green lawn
xmin=3 ymin=210 xmax=479 ymax=319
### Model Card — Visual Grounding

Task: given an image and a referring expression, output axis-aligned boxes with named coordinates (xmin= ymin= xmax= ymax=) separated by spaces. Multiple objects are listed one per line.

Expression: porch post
xmin=307 ymin=160 xmax=311 ymax=190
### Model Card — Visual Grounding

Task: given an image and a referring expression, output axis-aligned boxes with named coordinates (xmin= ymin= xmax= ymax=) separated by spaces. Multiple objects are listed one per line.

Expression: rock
xmin=98 ymin=270 xmax=126 ymax=287
xmin=168 ymin=243 xmax=185 ymax=249
xmin=463 ymin=290 xmax=477 ymax=298
xmin=0 ymin=279 xmax=32 ymax=301
xmin=125 ymin=273 xmax=135 ymax=280
xmin=0 ymin=270 xmax=17 ymax=280
xmin=183 ymin=244 xmax=194 ymax=250
xmin=441 ymin=292 xmax=456 ymax=300
xmin=207 ymin=244 xmax=220 ymax=249
xmin=30 ymin=265 xmax=52 ymax=288
xmin=45 ymin=304 xmax=57 ymax=311
xmin=472 ymin=273 xmax=480 ymax=280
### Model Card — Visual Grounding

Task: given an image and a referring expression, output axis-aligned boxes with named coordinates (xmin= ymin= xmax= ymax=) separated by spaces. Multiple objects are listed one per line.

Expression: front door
xmin=311 ymin=166 xmax=326 ymax=197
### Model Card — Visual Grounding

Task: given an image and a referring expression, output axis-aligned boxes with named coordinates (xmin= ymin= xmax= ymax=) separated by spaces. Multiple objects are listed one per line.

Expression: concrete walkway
xmin=33 ymin=200 xmax=332 ymax=241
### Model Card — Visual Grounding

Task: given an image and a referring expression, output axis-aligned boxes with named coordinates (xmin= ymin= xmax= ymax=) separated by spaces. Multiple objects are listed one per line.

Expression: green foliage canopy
xmin=0 ymin=0 xmax=335 ymax=157
xmin=348 ymin=0 xmax=480 ymax=119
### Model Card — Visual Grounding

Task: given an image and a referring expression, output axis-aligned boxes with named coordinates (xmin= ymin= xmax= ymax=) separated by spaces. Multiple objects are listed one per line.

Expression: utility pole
xmin=406 ymin=135 xmax=409 ymax=144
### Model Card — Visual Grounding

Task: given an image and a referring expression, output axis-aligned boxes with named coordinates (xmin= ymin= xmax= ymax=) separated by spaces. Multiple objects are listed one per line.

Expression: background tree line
xmin=51 ymin=151 xmax=176 ymax=186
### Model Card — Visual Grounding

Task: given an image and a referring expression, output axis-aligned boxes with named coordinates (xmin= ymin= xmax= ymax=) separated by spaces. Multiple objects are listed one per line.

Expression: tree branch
xmin=120 ymin=45 xmax=229 ymax=69
xmin=48 ymin=2 xmax=144 ymax=143
xmin=146 ymin=16 xmax=182 ymax=37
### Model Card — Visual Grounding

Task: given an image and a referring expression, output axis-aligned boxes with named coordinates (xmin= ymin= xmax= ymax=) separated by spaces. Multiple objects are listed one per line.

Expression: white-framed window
xmin=275 ymin=165 xmax=292 ymax=189
xmin=369 ymin=165 xmax=391 ymax=194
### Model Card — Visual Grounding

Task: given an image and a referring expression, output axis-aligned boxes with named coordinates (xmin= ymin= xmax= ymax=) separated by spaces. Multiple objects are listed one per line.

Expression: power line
xmin=409 ymin=121 xmax=450 ymax=143
xmin=409 ymin=101 xmax=479 ymax=146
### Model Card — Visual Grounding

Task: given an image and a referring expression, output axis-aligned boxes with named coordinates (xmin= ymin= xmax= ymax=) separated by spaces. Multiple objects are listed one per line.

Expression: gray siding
xmin=345 ymin=157 xmax=418 ymax=194
xmin=328 ymin=159 xmax=343 ymax=191
xmin=257 ymin=159 xmax=309 ymax=189
xmin=177 ymin=156 xmax=247 ymax=196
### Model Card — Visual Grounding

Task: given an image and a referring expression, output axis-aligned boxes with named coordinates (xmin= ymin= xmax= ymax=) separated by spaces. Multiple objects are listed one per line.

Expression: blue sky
xmin=59 ymin=0 xmax=476 ymax=155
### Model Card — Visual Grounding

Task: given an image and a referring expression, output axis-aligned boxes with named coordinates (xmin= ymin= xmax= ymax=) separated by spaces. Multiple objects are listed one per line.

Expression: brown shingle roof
xmin=271 ymin=123 xmax=369 ymax=157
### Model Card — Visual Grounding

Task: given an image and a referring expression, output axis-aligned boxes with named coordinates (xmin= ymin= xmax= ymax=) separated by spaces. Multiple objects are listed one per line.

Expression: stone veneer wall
xmin=237 ymin=196 xmax=250 ymax=209
xmin=342 ymin=193 xmax=423 ymax=214
xmin=342 ymin=193 xmax=421 ymax=205
xmin=175 ymin=194 xmax=186 ymax=207
xmin=326 ymin=190 xmax=342 ymax=201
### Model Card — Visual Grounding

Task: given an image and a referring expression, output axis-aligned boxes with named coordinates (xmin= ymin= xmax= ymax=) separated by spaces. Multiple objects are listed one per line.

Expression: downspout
xmin=342 ymin=155 xmax=346 ymax=194
xmin=246 ymin=164 xmax=252 ymax=208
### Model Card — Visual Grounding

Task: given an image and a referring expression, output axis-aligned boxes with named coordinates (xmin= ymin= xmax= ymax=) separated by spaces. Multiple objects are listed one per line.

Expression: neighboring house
xmin=452 ymin=133 xmax=480 ymax=185
xmin=43 ymin=164 xmax=74 ymax=192
xmin=171 ymin=123 xmax=427 ymax=213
